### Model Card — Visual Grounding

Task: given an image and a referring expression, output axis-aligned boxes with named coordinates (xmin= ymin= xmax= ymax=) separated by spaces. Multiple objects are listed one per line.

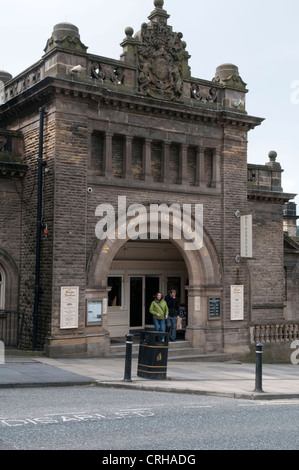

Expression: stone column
xmin=194 ymin=146 xmax=201 ymax=186
xmin=185 ymin=286 xmax=206 ymax=351
xmin=179 ymin=143 xmax=188 ymax=185
xmin=162 ymin=141 xmax=171 ymax=182
xmin=212 ymin=150 xmax=221 ymax=189
xmin=124 ymin=135 xmax=133 ymax=181
xmin=199 ymin=147 xmax=205 ymax=187
xmin=143 ymin=138 xmax=153 ymax=182
xmin=104 ymin=132 xmax=113 ymax=178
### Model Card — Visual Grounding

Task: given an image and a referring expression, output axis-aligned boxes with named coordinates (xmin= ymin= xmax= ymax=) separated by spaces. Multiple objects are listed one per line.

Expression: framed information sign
xmin=60 ymin=286 xmax=79 ymax=329
xmin=230 ymin=285 xmax=244 ymax=320
xmin=209 ymin=297 xmax=221 ymax=319
xmin=86 ymin=299 xmax=102 ymax=325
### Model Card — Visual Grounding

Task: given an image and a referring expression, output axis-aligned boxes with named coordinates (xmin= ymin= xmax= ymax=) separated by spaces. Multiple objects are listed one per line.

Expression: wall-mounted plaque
xmin=194 ymin=296 xmax=201 ymax=311
xmin=240 ymin=214 xmax=252 ymax=258
xmin=209 ymin=297 xmax=221 ymax=318
xmin=87 ymin=299 xmax=102 ymax=325
xmin=230 ymin=285 xmax=244 ymax=321
xmin=60 ymin=286 xmax=79 ymax=329
xmin=0 ymin=340 xmax=4 ymax=364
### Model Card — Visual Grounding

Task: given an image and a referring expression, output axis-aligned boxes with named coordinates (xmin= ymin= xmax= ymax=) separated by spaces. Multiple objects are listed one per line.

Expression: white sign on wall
xmin=0 ymin=340 xmax=4 ymax=364
xmin=194 ymin=296 xmax=201 ymax=311
xmin=240 ymin=214 xmax=252 ymax=258
xmin=60 ymin=286 xmax=79 ymax=329
xmin=230 ymin=285 xmax=244 ymax=321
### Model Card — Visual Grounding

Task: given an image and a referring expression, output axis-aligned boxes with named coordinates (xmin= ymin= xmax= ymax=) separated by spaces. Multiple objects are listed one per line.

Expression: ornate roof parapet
xmin=0 ymin=72 xmax=12 ymax=105
xmin=248 ymin=151 xmax=284 ymax=193
xmin=0 ymin=0 xmax=254 ymax=117
xmin=121 ymin=0 xmax=191 ymax=101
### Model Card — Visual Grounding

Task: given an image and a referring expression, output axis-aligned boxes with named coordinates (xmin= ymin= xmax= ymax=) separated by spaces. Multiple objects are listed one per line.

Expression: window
xmin=0 ymin=268 xmax=4 ymax=309
xmin=108 ymin=277 xmax=122 ymax=307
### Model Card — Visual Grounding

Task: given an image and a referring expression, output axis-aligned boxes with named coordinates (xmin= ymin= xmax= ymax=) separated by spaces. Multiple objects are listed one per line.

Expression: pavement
xmin=1 ymin=350 xmax=299 ymax=400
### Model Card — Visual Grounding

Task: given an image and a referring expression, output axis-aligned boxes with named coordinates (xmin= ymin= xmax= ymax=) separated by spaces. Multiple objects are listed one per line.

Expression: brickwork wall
xmin=248 ymin=200 xmax=285 ymax=321
xmin=16 ymin=116 xmax=56 ymax=344
xmin=18 ymin=122 xmax=44 ymax=318
xmin=284 ymin=252 xmax=299 ymax=320
xmin=50 ymin=112 xmax=88 ymax=336
xmin=0 ymin=178 xmax=22 ymax=310
xmin=221 ymin=127 xmax=250 ymax=352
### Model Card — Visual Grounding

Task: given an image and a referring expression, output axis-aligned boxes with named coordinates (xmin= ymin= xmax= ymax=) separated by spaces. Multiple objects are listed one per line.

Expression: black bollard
xmin=123 ymin=333 xmax=134 ymax=382
xmin=254 ymin=342 xmax=264 ymax=392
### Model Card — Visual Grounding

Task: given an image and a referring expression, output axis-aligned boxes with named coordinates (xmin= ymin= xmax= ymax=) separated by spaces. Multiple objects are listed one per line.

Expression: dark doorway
xmin=130 ymin=277 xmax=143 ymax=327
xmin=145 ymin=277 xmax=160 ymax=325
xmin=129 ymin=276 xmax=160 ymax=328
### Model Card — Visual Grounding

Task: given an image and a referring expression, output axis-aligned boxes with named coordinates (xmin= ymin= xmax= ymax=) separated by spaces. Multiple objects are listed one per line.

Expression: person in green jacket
xmin=149 ymin=292 xmax=168 ymax=334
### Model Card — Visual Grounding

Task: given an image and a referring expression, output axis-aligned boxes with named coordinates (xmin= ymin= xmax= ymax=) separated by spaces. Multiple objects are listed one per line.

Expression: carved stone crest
xmin=191 ymin=84 xmax=218 ymax=103
xmin=137 ymin=21 xmax=185 ymax=101
xmin=91 ymin=63 xmax=124 ymax=84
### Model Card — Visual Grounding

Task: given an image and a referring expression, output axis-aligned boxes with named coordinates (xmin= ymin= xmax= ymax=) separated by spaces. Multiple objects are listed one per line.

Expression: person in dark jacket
xmin=165 ymin=289 xmax=180 ymax=341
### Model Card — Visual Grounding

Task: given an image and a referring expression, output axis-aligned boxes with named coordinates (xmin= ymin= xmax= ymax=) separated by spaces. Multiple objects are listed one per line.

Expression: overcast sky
xmin=1 ymin=0 xmax=299 ymax=210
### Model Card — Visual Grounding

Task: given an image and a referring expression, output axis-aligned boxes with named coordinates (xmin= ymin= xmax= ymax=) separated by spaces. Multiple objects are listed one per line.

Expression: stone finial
xmin=213 ymin=63 xmax=247 ymax=90
xmin=154 ymin=0 xmax=164 ymax=8
xmin=0 ymin=71 xmax=13 ymax=84
xmin=44 ymin=22 xmax=88 ymax=53
xmin=268 ymin=150 xmax=277 ymax=162
xmin=266 ymin=150 xmax=281 ymax=168
xmin=149 ymin=0 xmax=169 ymax=23
xmin=52 ymin=22 xmax=80 ymax=41
xmin=266 ymin=150 xmax=282 ymax=173
xmin=124 ymin=26 xmax=134 ymax=38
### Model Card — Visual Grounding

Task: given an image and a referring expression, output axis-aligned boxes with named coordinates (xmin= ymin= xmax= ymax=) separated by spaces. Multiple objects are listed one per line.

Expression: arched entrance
xmin=86 ymin=214 xmax=222 ymax=352
xmin=106 ymin=239 xmax=188 ymax=336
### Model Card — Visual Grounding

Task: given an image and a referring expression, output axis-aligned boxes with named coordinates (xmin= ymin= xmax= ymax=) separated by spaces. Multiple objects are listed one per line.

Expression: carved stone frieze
xmin=137 ymin=21 xmax=186 ymax=101
xmin=91 ymin=62 xmax=124 ymax=84
xmin=191 ymin=83 xmax=218 ymax=103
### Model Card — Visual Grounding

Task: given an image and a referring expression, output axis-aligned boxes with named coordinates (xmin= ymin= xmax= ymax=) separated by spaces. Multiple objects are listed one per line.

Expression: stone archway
xmin=86 ymin=210 xmax=222 ymax=352
xmin=0 ymin=248 xmax=19 ymax=311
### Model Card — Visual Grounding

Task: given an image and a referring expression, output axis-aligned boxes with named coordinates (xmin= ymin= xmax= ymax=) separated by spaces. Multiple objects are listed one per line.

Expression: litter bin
xmin=137 ymin=330 xmax=169 ymax=380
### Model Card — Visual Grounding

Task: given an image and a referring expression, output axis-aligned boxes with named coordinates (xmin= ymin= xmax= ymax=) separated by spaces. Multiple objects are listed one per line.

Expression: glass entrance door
xmin=129 ymin=276 xmax=160 ymax=329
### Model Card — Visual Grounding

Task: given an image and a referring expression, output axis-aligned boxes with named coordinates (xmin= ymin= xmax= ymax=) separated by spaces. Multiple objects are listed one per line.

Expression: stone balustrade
xmin=250 ymin=322 xmax=299 ymax=344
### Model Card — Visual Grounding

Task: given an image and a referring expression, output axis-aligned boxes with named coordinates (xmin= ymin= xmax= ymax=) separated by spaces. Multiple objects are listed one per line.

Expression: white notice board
xmin=60 ymin=286 xmax=79 ymax=329
xmin=230 ymin=285 xmax=244 ymax=321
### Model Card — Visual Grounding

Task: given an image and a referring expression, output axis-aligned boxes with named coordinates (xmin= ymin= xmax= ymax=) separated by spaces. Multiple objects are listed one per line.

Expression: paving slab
xmin=3 ymin=356 xmax=295 ymax=400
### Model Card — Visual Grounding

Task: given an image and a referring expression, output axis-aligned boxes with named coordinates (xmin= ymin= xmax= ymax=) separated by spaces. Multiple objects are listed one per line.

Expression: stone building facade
xmin=0 ymin=0 xmax=297 ymax=358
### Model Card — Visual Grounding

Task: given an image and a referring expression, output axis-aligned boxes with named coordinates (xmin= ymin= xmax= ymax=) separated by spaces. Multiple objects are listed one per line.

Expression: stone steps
xmin=109 ymin=340 xmax=229 ymax=362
